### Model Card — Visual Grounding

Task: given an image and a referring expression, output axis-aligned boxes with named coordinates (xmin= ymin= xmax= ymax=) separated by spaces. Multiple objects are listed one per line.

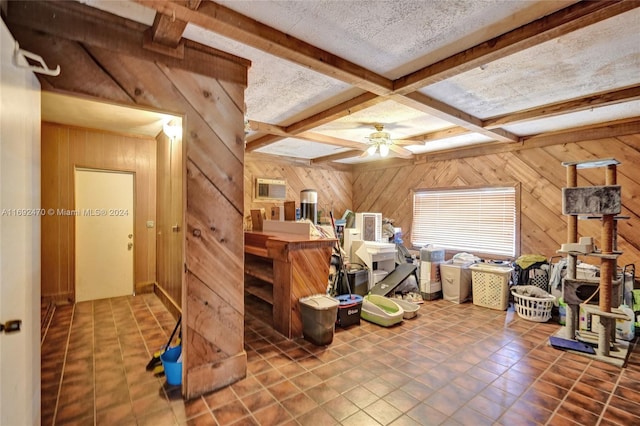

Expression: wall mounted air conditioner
xmin=255 ymin=178 xmax=287 ymax=201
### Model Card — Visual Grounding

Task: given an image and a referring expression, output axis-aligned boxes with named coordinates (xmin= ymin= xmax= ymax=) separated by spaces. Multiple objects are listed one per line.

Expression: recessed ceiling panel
xmin=421 ymin=9 xmax=640 ymax=119
xmin=217 ymin=0 xmax=570 ymax=78
xmin=255 ymin=138 xmax=354 ymax=159
xmin=503 ymin=101 xmax=640 ymax=135
xmin=182 ymin=24 xmax=353 ymax=125
xmin=311 ymin=100 xmax=453 ymax=141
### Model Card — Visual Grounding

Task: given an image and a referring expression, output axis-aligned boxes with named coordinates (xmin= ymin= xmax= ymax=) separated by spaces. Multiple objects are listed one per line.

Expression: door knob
xmin=128 ymin=242 xmax=134 ymax=250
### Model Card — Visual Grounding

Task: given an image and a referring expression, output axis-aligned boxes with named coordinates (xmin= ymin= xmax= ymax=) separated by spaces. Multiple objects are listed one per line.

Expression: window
xmin=412 ymin=186 xmax=517 ymax=256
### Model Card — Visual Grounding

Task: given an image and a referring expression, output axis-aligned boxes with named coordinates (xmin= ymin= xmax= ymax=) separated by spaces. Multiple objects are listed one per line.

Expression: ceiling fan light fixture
xmin=367 ymin=144 xmax=377 ymax=156
xmin=379 ymin=143 xmax=389 ymax=157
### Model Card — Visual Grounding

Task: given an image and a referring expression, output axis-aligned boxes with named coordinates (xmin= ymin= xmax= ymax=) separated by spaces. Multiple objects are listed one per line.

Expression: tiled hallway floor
xmin=41 ymin=293 xmax=640 ymax=425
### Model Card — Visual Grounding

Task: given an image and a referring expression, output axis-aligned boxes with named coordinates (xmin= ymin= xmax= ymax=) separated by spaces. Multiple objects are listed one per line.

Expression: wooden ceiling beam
xmin=135 ymin=0 xmax=394 ymax=95
xmin=393 ymin=93 xmax=520 ymax=143
xmin=420 ymin=126 xmax=471 ymax=143
xmin=484 ymin=84 xmax=640 ymax=129
xmin=245 ymin=93 xmax=383 ymax=151
xmin=295 ymin=132 xmax=365 ymax=150
xmin=394 ymin=1 xmax=640 ymax=94
xmin=408 ymin=117 xmax=640 ymax=165
xmin=136 ymin=1 xmax=636 ymax=153
xmin=284 ymin=93 xmax=386 ymax=134
xmin=5 ymin=0 xmax=248 ymax=83
xmin=312 ymin=150 xmax=365 ymax=164
xmin=149 ymin=0 xmax=201 ymax=48
xmin=247 ymin=120 xmax=366 ymax=150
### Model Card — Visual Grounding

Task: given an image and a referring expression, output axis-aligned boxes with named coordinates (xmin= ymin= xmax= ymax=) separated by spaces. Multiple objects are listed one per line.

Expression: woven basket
xmin=470 ymin=265 xmax=512 ymax=310
xmin=512 ymin=286 xmax=555 ymax=322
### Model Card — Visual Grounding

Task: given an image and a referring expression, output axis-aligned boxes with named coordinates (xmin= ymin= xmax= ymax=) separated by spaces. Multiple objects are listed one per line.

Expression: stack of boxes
xmin=419 ymin=247 xmax=445 ymax=300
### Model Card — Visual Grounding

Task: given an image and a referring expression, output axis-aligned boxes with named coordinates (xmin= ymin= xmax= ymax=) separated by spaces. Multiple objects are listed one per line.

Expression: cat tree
xmin=554 ymin=158 xmax=631 ymax=366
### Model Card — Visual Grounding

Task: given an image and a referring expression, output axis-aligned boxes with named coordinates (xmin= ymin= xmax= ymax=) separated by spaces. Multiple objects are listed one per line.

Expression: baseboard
xmin=153 ymin=284 xmax=181 ymax=319
xmin=135 ymin=281 xmax=155 ymax=295
xmin=41 ymin=293 xmax=74 ymax=305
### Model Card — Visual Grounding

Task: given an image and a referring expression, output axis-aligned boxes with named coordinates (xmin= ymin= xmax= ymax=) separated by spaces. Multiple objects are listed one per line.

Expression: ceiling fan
xmin=362 ymin=124 xmax=414 ymax=158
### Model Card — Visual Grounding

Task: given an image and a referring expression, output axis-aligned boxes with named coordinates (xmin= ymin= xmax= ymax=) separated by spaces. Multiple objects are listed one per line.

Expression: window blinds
xmin=412 ymin=187 xmax=516 ymax=256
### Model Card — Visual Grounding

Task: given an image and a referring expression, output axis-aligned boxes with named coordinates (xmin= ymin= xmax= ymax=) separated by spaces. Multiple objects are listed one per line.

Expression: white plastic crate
xmin=470 ymin=264 xmax=512 ymax=310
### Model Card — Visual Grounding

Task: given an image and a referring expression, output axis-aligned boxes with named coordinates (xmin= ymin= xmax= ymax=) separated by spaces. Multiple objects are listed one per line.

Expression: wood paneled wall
xmin=353 ymin=134 xmax=640 ymax=267
xmin=8 ymin=0 xmax=249 ymax=399
xmin=244 ymin=153 xmax=353 ymax=226
xmin=41 ymin=122 xmax=157 ymax=302
xmin=155 ymin=131 xmax=183 ymax=312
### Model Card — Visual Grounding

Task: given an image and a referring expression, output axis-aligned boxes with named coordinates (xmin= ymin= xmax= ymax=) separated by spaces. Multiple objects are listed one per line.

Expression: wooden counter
xmin=244 ymin=231 xmax=336 ymax=339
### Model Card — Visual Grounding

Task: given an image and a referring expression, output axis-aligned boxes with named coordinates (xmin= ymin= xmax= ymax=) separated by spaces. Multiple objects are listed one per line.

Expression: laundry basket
xmin=512 ymin=285 xmax=555 ymax=322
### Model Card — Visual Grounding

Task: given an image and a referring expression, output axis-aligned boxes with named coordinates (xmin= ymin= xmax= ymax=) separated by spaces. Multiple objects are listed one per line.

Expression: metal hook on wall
xmin=13 ymin=42 xmax=61 ymax=77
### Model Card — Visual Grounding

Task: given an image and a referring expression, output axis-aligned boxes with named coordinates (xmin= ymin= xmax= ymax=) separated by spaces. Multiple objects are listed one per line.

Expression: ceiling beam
xmin=136 ymin=0 xmax=639 ymax=156
xmin=247 ymin=120 xmax=366 ymax=150
xmin=245 ymin=93 xmax=383 ymax=151
xmin=420 ymin=126 xmax=471 ymax=143
xmin=5 ymin=0 xmax=249 ymax=83
xmin=483 ymin=84 xmax=640 ymax=129
xmin=311 ymin=150 xmax=365 ymax=164
xmin=393 ymin=1 xmax=640 ymax=93
xmin=135 ymin=0 xmax=394 ymax=95
xmin=393 ymin=93 xmax=520 ymax=143
xmin=408 ymin=117 xmax=640 ymax=165
xmin=148 ymin=0 xmax=201 ymax=48
xmin=285 ymin=93 xmax=386 ymax=134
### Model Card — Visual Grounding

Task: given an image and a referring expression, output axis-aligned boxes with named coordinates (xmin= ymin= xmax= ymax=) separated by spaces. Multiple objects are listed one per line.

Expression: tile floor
xmin=41 ymin=293 xmax=640 ymax=425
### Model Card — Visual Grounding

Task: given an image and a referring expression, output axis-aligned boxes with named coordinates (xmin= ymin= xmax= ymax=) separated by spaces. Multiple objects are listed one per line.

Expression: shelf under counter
xmin=244 ymin=276 xmax=274 ymax=305
xmin=244 ymin=230 xmax=336 ymax=339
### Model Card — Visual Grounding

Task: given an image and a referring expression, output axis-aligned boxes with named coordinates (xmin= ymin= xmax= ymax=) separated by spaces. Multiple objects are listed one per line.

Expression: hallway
xmin=41 ymin=293 xmax=640 ymax=425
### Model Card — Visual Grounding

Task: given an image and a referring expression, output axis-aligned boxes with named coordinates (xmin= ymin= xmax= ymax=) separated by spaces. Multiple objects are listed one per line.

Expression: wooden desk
xmin=244 ymin=231 xmax=336 ymax=339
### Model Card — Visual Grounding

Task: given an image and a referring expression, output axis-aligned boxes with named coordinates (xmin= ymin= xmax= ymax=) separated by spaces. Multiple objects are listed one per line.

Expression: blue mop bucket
xmin=160 ymin=346 xmax=182 ymax=386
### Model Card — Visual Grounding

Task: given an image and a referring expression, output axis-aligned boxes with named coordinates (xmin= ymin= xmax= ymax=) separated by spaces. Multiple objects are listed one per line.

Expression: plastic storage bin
xmin=440 ymin=261 xmax=473 ymax=304
xmin=335 ymin=294 xmax=363 ymax=327
xmin=470 ymin=264 xmax=512 ymax=310
xmin=299 ymin=294 xmax=339 ymax=345
xmin=346 ymin=269 xmax=368 ymax=296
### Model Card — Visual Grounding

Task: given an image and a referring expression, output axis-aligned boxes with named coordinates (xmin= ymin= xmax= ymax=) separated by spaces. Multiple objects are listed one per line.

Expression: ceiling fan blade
xmin=359 ymin=149 xmax=371 ymax=158
xmin=393 ymin=139 xmax=420 ymax=146
xmin=388 ymin=144 xmax=413 ymax=158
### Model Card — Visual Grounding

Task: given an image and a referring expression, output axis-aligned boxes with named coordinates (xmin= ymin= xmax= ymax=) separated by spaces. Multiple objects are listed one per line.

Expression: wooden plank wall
xmin=41 ymin=122 xmax=157 ymax=302
xmin=155 ymin=131 xmax=183 ymax=314
xmin=7 ymin=1 xmax=249 ymax=399
xmin=245 ymin=152 xmax=353 ymax=227
xmin=352 ymin=135 xmax=640 ymax=267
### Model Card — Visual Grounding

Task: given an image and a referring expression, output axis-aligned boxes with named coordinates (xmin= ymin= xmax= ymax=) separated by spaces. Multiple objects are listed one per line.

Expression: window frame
xmin=411 ymin=183 xmax=521 ymax=259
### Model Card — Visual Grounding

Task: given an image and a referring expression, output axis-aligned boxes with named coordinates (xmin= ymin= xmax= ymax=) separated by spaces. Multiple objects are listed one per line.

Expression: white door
xmin=75 ymin=169 xmax=134 ymax=302
xmin=0 ymin=20 xmax=41 ymax=426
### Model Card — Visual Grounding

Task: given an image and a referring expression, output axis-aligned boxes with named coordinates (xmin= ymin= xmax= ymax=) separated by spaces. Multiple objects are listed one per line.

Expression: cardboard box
xmin=270 ymin=206 xmax=283 ymax=221
xmin=250 ymin=208 xmax=266 ymax=231
xmin=284 ymin=201 xmax=297 ymax=221
xmin=420 ymin=247 xmax=445 ymax=262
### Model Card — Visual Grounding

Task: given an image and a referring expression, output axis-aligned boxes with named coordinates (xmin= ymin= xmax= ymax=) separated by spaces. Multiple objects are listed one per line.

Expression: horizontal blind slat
xmin=412 ymin=186 xmax=516 ymax=256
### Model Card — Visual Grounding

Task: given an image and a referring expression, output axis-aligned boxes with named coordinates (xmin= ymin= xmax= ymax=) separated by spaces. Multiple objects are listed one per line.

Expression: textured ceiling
xmin=50 ymin=0 xmax=640 ymax=165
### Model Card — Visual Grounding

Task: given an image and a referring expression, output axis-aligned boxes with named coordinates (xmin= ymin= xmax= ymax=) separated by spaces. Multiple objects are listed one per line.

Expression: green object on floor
xmin=633 ymin=290 xmax=640 ymax=327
